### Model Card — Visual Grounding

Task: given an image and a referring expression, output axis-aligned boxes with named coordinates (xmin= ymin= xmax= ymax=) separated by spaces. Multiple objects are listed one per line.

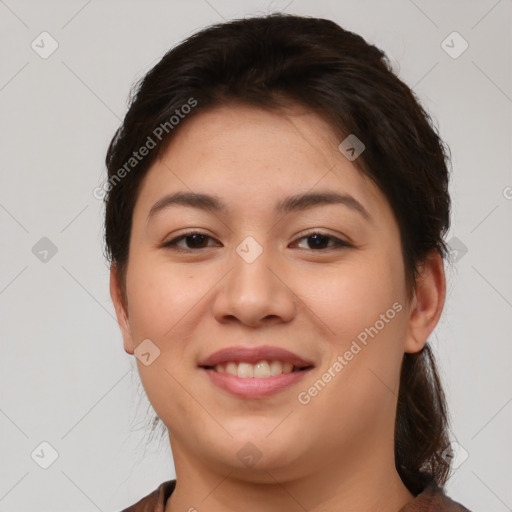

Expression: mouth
xmin=198 ymin=345 xmax=314 ymax=398
xmin=198 ymin=345 xmax=315 ymax=377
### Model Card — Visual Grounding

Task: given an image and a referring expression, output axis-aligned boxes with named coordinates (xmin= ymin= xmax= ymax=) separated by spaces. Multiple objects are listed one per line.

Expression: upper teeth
xmin=214 ymin=360 xmax=296 ymax=378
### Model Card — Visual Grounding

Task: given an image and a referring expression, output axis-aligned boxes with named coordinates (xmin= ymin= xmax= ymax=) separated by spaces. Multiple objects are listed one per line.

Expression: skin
xmin=110 ymin=103 xmax=445 ymax=512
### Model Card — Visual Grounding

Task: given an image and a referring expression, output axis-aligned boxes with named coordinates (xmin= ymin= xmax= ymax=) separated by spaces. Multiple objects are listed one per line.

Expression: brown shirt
xmin=119 ymin=479 xmax=472 ymax=512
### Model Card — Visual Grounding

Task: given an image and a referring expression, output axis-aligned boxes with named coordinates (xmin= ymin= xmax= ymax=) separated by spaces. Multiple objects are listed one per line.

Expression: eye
xmin=161 ymin=230 xmax=352 ymax=252
xmin=291 ymin=231 xmax=352 ymax=251
xmin=162 ymin=231 xmax=219 ymax=252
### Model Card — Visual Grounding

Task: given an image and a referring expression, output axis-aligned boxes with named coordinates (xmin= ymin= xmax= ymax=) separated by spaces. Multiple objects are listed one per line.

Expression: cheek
xmin=296 ymin=256 xmax=407 ymax=410
xmin=125 ymin=258 xmax=203 ymax=340
xmin=332 ymin=262 xmax=406 ymax=392
xmin=300 ymin=256 xmax=402 ymax=343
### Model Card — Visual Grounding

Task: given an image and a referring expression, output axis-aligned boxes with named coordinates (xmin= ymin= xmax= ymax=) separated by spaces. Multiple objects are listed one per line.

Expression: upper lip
xmin=198 ymin=345 xmax=314 ymax=368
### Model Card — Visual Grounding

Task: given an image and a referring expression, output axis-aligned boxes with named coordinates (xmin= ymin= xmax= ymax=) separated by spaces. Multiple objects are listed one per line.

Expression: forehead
xmin=134 ymin=103 xmax=390 ymax=223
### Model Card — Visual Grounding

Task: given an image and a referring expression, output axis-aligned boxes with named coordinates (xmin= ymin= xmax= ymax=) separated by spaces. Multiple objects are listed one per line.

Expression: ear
xmin=110 ymin=264 xmax=135 ymax=355
xmin=404 ymin=250 xmax=446 ymax=354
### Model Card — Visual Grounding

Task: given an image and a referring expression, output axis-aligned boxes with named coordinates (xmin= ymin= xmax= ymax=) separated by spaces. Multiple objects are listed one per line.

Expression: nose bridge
xmin=231 ymin=236 xmax=278 ymax=304
xmin=212 ymin=235 xmax=295 ymax=326
xmin=233 ymin=238 xmax=274 ymax=293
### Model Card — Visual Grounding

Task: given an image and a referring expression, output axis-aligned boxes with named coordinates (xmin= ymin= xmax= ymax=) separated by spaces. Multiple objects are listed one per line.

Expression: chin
xmin=211 ymin=433 xmax=304 ymax=474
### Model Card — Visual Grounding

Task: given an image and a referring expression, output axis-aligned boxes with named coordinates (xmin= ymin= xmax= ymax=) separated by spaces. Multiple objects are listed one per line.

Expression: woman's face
xmin=112 ymin=103 xmax=431 ymax=482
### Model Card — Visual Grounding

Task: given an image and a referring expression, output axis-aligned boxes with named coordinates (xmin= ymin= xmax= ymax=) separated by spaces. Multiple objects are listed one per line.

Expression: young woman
xmin=104 ymin=13 xmax=472 ymax=512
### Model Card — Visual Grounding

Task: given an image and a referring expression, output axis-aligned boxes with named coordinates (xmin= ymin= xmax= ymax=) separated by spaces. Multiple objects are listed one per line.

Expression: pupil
xmin=309 ymin=234 xmax=328 ymax=249
xmin=187 ymin=234 xmax=207 ymax=248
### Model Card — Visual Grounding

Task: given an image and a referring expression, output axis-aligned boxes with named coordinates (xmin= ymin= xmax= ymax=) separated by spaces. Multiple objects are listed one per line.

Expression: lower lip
xmin=202 ymin=368 xmax=312 ymax=399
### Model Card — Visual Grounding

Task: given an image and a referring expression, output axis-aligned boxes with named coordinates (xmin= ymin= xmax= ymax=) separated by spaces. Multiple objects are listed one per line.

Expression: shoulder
xmin=118 ymin=480 xmax=176 ymax=512
xmin=401 ymin=481 xmax=473 ymax=512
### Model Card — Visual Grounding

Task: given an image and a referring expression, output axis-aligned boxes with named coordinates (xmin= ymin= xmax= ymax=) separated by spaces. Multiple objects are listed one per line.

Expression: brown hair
xmin=104 ymin=13 xmax=453 ymax=494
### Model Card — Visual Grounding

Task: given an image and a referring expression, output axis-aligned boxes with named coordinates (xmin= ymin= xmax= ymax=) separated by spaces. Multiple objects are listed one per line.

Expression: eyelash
xmin=161 ymin=230 xmax=353 ymax=253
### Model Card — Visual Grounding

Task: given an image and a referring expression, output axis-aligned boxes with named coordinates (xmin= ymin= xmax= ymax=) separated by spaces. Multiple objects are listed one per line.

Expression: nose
xmin=211 ymin=243 xmax=296 ymax=328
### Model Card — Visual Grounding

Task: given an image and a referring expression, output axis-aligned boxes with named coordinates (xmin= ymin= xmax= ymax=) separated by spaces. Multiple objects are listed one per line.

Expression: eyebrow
xmin=147 ymin=190 xmax=371 ymax=221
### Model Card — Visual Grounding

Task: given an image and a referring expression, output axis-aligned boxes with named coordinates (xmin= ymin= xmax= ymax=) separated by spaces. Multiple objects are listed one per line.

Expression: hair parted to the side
xmin=104 ymin=13 xmax=453 ymax=495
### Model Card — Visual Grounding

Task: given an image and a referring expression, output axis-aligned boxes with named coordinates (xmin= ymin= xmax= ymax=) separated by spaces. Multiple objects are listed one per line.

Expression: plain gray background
xmin=1 ymin=0 xmax=511 ymax=511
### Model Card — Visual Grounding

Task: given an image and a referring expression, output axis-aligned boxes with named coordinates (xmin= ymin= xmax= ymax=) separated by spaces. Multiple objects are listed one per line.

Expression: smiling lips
xmin=198 ymin=345 xmax=314 ymax=398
